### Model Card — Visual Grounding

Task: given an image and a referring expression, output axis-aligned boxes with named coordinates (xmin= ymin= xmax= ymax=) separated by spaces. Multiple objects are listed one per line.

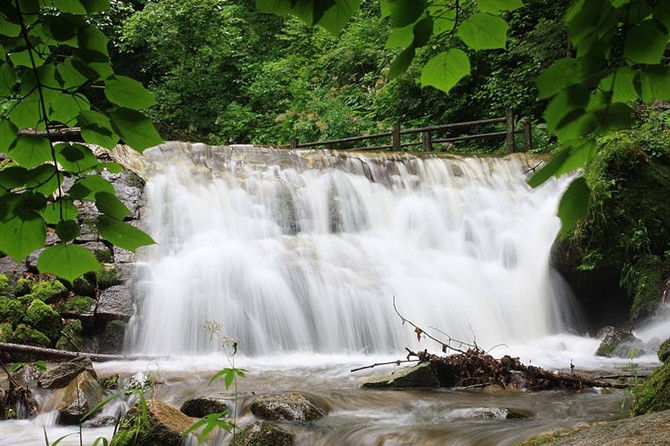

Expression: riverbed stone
xmin=231 ymin=421 xmax=293 ymax=446
xmin=595 ymin=326 xmax=645 ymax=358
xmin=250 ymin=393 xmax=327 ymax=421
xmin=39 ymin=356 xmax=97 ymax=389
xmin=111 ymin=400 xmax=196 ymax=446
xmin=360 ymin=362 xmax=440 ymax=389
xmin=180 ymin=396 xmax=231 ymax=418
xmin=55 ymin=371 xmax=105 ymax=424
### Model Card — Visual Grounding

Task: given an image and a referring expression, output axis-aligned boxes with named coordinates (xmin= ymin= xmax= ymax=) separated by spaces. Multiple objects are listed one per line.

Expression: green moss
xmin=0 ymin=322 xmax=13 ymax=342
xmin=96 ymin=266 xmax=120 ymax=289
xmin=14 ymin=278 xmax=33 ymax=296
xmin=94 ymin=248 xmax=113 ymax=263
xmin=60 ymin=296 xmax=96 ymax=314
xmin=11 ymin=323 xmax=51 ymax=348
xmin=659 ymin=338 xmax=670 ymax=363
xmin=633 ymin=360 xmax=670 ymax=415
xmin=0 ymin=296 xmax=22 ymax=325
xmin=0 ymin=273 xmax=9 ymax=295
xmin=55 ymin=319 xmax=84 ymax=351
xmin=72 ymin=275 xmax=96 ymax=298
xmin=24 ymin=299 xmax=62 ymax=342
xmin=26 ymin=279 xmax=67 ymax=302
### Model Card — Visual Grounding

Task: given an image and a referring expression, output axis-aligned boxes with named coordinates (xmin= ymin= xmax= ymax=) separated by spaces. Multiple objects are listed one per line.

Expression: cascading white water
xmin=127 ymin=143 xmax=577 ymax=355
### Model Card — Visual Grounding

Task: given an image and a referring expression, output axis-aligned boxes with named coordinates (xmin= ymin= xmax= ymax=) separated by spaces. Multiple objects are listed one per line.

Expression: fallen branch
xmin=0 ymin=343 xmax=167 ymax=362
xmin=350 ymin=359 xmax=419 ymax=373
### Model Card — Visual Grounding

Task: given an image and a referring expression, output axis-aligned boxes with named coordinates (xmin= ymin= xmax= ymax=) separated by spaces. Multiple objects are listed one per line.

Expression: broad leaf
xmin=38 ymin=243 xmax=101 ymax=282
xmin=68 ymin=175 xmax=116 ymax=200
xmin=96 ymin=215 xmax=155 ymax=252
xmin=0 ymin=166 xmax=28 ymax=191
xmin=49 ymin=93 xmax=89 ymax=126
xmin=8 ymin=135 xmax=52 ymax=168
xmin=477 ymin=0 xmax=524 ymax=14
xmin=0 ymin=210 xmax=45 ymax=261
xmin=457 ymin=13 xmax=508 ymax=50
xmin=0 ymin=120 xmax=18 ymax=151
xmin=42 ymin=197 xmax=79 ymax=225
xmin=597 ymin=67 xmax=640 ymax=103
xmin=639 ymin=66 xmax=670 ymax=101
xmin=420 ymin=49 xmax=470 ymax=94
xmin=78 ymin=110 xmax=119 ymax=149
xmin=256 ymin=0 xmax=359 ymax=34
xmin=388 ymin=0 xmax=426 ymax=28
xmin=388 ymin=46 xmax=415 ymax=80
xmin=95 ymin=191 xmax=130 ymax=220
xmin=412 ymin=16 xmax=433 ymax=47
xmin=55 ymin=143 xmax=99 ymax=174
xmin=623 ymin=19 xmax=667 ymax=65
xmin=0 ymin=63 xmax=16 ymax=96
xmin=104 ymin=75 xmax=156 ymax=110
xmin=536 ymin=58 xmax=580 ymax=99
xmin=26 ymin=164 xmax=62 ymax=196
xmin=558 ymin=176 xmax=590 ymax=235
xmin=385 ymin=23 xmax=413 ymax=49
xmin=110 ymin=108 xmax=162 ymax=152
xmin=56 ymin=220 xmax=80 ymax=243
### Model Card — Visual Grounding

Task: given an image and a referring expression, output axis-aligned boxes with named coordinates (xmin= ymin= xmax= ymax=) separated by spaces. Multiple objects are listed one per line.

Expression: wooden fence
xmin=289 ymin=110 xmax=533 ymax=153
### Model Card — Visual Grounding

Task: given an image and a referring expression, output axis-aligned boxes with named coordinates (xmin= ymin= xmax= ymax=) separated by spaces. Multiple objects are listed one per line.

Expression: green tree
xmin=0 ymin=0 xmax=161 ymax=282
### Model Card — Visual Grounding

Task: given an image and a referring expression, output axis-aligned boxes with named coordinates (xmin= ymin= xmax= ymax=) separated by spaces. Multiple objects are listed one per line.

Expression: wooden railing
xmin=289 ymin=110 xmax=533 ymax=153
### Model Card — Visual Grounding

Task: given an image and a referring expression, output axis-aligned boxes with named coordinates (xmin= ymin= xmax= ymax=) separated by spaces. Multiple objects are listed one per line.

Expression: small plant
xmin=183 ymin=321 xmax=246 ymax=444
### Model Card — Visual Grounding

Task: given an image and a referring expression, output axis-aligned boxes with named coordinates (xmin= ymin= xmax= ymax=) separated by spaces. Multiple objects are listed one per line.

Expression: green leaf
xmin=388 ymin=46 xmax=415 ymax=80
xmin=44 ymin=15 xmax=78 ymax=41
xmin=8 ymin=135 xmax=52 ymax=169
xmin=623 ymin=19 xmax=667 ymax=65
xmin=420 ymin=49 xmax=470 ymax=94
xmin=591 ymin=102 xmax=634 ymax=131
xmin=96 ymin=215 xmax=155 ymax=252
xmin=528 ymin=148 xmax=571 ymax=188
xmin=597 ymin=67 xmax=640 ymax=103
xmin=104 ymin=75 xmax=156 ymax=110
xmin=385 ymin=23 xmax=413 ymax=49
xmin=55 ymin=143 xmax=99 ymax=174
xmin=26 ymin=164 xmax=61 ymax=196
xmin=43 ymin=0 xmax=87 ymax=14
xmin=0 ymin=166 xmax=28 ymax=191
xmin=77 ymin=24 xmax=109 ymax=57
xmin=0 ymin=210 xmax=45 ymax=261
xmin=81 ymin=0 xmax=110 ymax=13
xmin=95 ymin=191 xmax=130 ymax=220
xmin=110 ymin=108 xmax=162 ymax=152
xmin=56 ymin=220 xmax=80 ymax=243
xmin=639 ymin=66 xmax=670 ymax=101
xmin=412 ymin=16 xmax=433 ymax=47
xmin=558 ymin=176 xmax=590 ymax=235
xmin=477 ymin=0 xmax=524 ymax=14
xmin=42 ymin=197 xmax=79 ymax=225
xmin=256 ymin=0 xmax=359 ymax=34
xmin=654 ymin=2 xmax=670 ymax=32
xmin=97 ymin=162 xmax=123 ymax=174
xmin=37 ymin=243 xmax=101 ymax=282
xmin=0 ymin=120 xmax=18 ymax=151
xmin=457 ymin=13 xmax=508 ymax=50
xmin=49 ymin=93 xmax=89 ymax=126
xmin=536 ymin=58 xmax=581 ymax=99
xmin=9 ymin=92 xmax=43 ymax=130
xmin=68 ymin=175 xmax=115 ymax=200
xmin=78 ymin=110 xmax=119 ymax=149
xmin=429 ymin=6 xmax=456 ymax=35
xmin=388 ymin=0 xmax=426 ymax=27
xmin=0 ymin=63 xmax=16 ymax=96
xmin=55 ymin=59 xmax=90 ymax=89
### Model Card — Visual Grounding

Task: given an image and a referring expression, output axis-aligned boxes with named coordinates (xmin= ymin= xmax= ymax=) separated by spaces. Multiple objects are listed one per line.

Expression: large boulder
xmin=55 ymin=371 xmax=105 ymax=424
xmin=96 ymin=285 xmax=133 ymax=321
xmin=180 ymin=396 xmax=231 ymax=418
xmin=39 ymin=356 xmax=97 ymax=389
xmin=111 ymin=400 xmax=196 ymax=446
xmin=359 ymin=362 xmax=440 ymax=389
xmin=231 ymin=421 xmax=293 ymax=446
xmin=249 ymin=393 xmax=327 ymax=422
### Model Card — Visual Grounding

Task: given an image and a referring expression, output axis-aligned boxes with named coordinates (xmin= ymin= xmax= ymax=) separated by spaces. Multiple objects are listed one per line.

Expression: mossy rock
xmin=659 ymin=338 xmax=670 ymax=363
xmin=0 ymin=296 xmax=22 ymax=325
xmin=14 ymin=278 xmax=34 ymax=296
xmin=0 ymin=322 xmax=13 ymax=342
xmin=111 ymin=400 xmax=195 ymax=446
xmin=11 ymin=323 xmax=51 ymax=347
xmin=25 ymin=279 xmax=67 ymax=303
xmin=60 ymin=296 xmax=96 ymax=315
xmin=633 ymin=360 xmax=670 ymax=415
xmin=55 ymin=319 xmax=84 ymax=352
xmin=96 ymin=266 xmax=121 ymax=290
xmin=24 ymin=299 xmax=63 ymax=342
xmin=231 ymin=421 xmax=293 ymax=446
xmin=0 ymin=273 xmax=9 ymax=295
xmin=71 ymin=275 xmax=96 ymax=298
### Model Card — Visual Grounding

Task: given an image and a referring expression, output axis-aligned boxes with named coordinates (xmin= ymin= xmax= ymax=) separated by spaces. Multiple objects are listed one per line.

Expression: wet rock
xmin=96 ymin=285 xmax=132 ymax=321
xmin=249 ymin=393 xmax=327 ymax=422
xmin=180 ymin=396 xmax=231 ymax=418
xmin=99 ymin=374 xmax=120 ymax=390
xmin=359 ymin=362 xmax=440 ymax=389
xmin=454 ymin=407 xmax=533 ymax=419
xmin=0 ymin=255 xmax=27 ymax=276
xmin=231 ymin=421 xmax=293 ymax=446
xmin=39 ymin=356 xmax=97 ymax=389
xmin=595 ymin=326 xmax=645 ymax=358
xmin=99 ymin=320 xmax=127 ymax=354
xmin=55 ymin=371 xmax=105 ymax=424
xmin=633 ymin=360 xmax=670 ymax=415
xmin=82 ymin=415 xmax=118 ymax=428
xmin=376 ymin=433 xmax=416 ymax=445
xmin=79 ymin=242 xmax=113 ymax=263
xmin=111 ymin=400 xmax=196 ymax=446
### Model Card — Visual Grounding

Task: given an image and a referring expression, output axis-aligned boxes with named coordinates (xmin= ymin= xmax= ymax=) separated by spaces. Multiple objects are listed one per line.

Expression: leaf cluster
xmin=0 ymin=0 xmax=160 ymax=281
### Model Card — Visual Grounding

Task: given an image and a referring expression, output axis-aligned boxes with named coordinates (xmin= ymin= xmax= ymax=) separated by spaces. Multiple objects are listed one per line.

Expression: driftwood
xmin=0 ymin=343 xmax=166 ymax=362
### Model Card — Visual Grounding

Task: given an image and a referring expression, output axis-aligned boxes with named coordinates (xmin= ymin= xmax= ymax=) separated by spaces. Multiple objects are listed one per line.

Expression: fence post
xmin=392 ymin=123 xmax=401 ymax=151
xmin=290 ymin=138 xmax=298 ymax=149
xmin=523 ymin=119 xmax=533 ymax=152
xmin=422 ymin=131 xmax=432 ymax=152
xmin=505 ymin=110 xmax=515 ymax=153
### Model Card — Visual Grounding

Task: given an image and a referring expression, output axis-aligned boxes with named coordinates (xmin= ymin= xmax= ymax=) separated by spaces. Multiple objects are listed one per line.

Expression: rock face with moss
xmin=111 ymin=400 xmax=196 ymax=446
xmin=633 ymin=337 xmax=670 ymax=415
xmin=551 ymin=117 xmax=670 ymax=327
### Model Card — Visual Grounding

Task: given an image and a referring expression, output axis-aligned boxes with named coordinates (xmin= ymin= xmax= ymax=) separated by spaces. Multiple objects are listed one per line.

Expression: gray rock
xmin=99 ymin=320 xmax=127 ymax=354
xmin=96 ymin=285 xmax=132 ymax=320
xmin=359 ymin=362 xmax=440 ymax=389
xmin=39 ymin=356 xmax=97 ymax=389
xmin=596 ymin=326 xmax=646 ymax=358
xmin=232 ymin=421 xmax=293 ymax=446
xmin=112 ymin=247 xmax=135 ymax=264
xmin=0 ymin=255 xmax=27 ymax=276
xmin=180 ymin=397 xmax=231 ymax=418
xmin=453 ymin=407 xmax=533 ymax=419
xmin=249 ymin=393 xmax=327 ymax=422
xmin=55 ymin=371 xmax=104 ymax=424
xmin=113 ymin=400 xmax=196 ymax=446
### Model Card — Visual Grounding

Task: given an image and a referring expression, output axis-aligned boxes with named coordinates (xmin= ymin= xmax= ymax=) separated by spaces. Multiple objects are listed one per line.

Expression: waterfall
xmin=127 ymin=143 xmax=577 ymax=356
